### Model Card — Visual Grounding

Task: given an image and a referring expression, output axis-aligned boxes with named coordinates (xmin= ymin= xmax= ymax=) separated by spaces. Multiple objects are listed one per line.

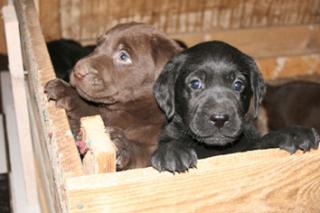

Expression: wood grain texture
xmin=66 ymin=149 xmax=320 ymax=213
xmin=172 ymin=24 xmax=320 ymax=59
xmin=39 ymin=0 xmax=61 ymax=41
xmin=14 ymin=0 xmax=84 ymax=212
xmin=258 ymin=54 xmax=320 ymax=80
xmin=58 ymin=0 xmax=320 ymax=42
xmin=0 ymin=72 xmax=40 ymax=213
xmin=2 ymin=5 xmax=39 ymax=211
xmin=81 ymin=115 xmax=116 ymax=174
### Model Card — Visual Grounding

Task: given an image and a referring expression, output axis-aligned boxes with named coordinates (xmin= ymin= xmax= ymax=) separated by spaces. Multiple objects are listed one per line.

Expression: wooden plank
xmin=39 ymin=0 xmax=61 ymax=41
xmin=14 ymin=0 xmax=83 ymax=176
xmin=0 ymin=114 xmax=8 ymax=174
xmin=171 ymin=24 xmax=320 ymax=59
xmin=14 ymin=0 xmax=84 ymax=212
xmin=1 ymin=72 xmax=40 ymax=213
xmin=60 ymin=0 xmax=320 ymax=41
xmin=257 ymin=54 xmax=320 ymax=80
xmin=60 ymin=0 xmax=81 ymax=40
xmin=2 ymin=4 xmax=23 ymax=77
xmin=27 ymin=84 xmax=61 ymax=213
xmin=81 ymin=115 xmax=116 ymax=174
xmin=2 ymin=5 xmax=40 ymax=213
xmin=66 ymin=149 xmax=320 ymax=213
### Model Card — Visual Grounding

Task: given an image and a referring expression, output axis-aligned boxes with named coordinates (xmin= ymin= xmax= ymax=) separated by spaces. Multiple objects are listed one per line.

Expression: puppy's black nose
xmin=210 ymin=113 xmax=229 ymax=128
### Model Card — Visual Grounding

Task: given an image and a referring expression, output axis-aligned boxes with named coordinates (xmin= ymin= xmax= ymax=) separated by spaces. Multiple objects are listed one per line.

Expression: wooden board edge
xmin=65 ymin=149 xmax=320 ymax=212
xmin=81 ymin=115 xmax=116 ymax=174
xmin=14 ymin=0 xmax=83 ymax=176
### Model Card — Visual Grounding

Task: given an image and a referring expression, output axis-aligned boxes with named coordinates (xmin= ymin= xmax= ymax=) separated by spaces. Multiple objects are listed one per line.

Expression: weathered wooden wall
xmin=38 ymin=0 xmax=320 ymax=43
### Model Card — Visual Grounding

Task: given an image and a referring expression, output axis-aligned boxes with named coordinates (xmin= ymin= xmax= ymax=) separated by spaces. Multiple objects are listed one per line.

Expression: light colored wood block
xmin=81 ymin=115 xmax=116 ymax=174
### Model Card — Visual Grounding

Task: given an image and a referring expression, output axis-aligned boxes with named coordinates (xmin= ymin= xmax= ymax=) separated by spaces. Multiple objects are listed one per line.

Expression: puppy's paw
xmin=45 ymin=79 xmax=70 ymax=101
xmin=151 ymin=142 xmax=197 ymax=173
xmin=109 ymin=129 xmax=131 ymax=170
xmin=263 ymin=126 xmax=320 ymax=154
xmin=44 ymin=79 xmax=76 ymax=111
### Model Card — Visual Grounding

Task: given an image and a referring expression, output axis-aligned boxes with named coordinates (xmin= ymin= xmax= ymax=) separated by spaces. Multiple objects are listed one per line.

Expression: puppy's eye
xmin=233 ymin=80 xmax=244 ymax=92
xmin=116 ymin=50 xmax=132 ymax=64
xmin=190 ymin=79 xmax=203 ymax=90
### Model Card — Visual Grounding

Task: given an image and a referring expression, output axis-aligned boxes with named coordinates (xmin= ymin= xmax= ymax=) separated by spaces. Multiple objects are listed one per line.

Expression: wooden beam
xmin=39 ymin=0 xmax=61 ymax=41
xmin=81 ymin=115 xmax=116 ymax=174
xmin=13 ymin=0 xmax=83 ymax=176
xmin=2 ymin=4 xmax=23 ymax=77
xmin=1 ymin=72 xmax=40 ymax=213
xmin=2 ymin=5 xmax=40 ymax=212
xmin=171 ymin=25 xmax=320 ymax=59
xmin=13 ymin=0 xmax=84 ymax=212
xmin=27 ymin=83 xmax=61 ymax=213
xmin=257 ymin=54 xmax=320 ymax=80
xmin=66 ymin=149 xmax=320 ymax=213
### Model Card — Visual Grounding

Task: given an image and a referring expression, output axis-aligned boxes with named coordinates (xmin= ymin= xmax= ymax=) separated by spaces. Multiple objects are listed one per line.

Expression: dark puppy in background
xmin=151 ymin=41 xmax=319 ymax=172
xmin=263 ymin=81 xmax=320 ymax=131
xmin=47 ymin=39 xmax=95 ymax=82
xmin=45 ymin=23 xmax=182 ymax=170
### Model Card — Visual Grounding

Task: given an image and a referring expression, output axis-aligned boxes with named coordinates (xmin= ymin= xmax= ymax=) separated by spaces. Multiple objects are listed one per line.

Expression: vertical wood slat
xmin=81 ymin=115 xmax=116 ymax=175
xmin=13 ymin=0 xmax=84 ymax=212
xmin=0 ymin=72 xmax=40 ymax=213
xmin=2 ymin=5 xmax=39 ymax=212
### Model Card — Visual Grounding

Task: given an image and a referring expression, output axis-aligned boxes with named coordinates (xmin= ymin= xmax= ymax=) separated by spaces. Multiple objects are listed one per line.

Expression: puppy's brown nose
xmin=210 ymin=113 xmax=229 ymax=128
xmin=73 ymin=63 xmax=95 ymax=79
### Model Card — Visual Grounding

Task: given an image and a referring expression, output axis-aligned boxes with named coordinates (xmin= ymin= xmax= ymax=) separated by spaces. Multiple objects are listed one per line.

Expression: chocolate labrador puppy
xmin=263 ymin=81 xmax=320 ymax=131
xmin=151 ymin=41 xmax=319 ymax=173
xmin=45 ymin=23 xmax=182 ymax=170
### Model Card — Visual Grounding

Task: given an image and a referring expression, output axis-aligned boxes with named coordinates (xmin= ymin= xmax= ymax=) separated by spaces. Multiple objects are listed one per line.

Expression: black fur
xmin=47 ymin=39 xmax=95 ymax=82
xmin=151 ymin=41 xmax=319 ymax=173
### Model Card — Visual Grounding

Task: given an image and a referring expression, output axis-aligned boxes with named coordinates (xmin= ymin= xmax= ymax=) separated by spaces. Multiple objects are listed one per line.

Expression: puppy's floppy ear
xmin=248 ymin=58 xmax=266 ymax=118
xmin=153 ymin=54 xmax=186 ymax=120
xmin=151 ymin=34 xmax=183 ymax=79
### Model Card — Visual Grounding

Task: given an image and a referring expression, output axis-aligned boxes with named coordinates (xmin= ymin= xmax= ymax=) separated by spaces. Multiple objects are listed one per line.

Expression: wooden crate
xmin=14 ymin=0 xmax=320 ymax=212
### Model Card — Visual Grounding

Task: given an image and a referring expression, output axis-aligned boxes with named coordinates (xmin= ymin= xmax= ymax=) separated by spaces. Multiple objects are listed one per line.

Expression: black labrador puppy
xmin=47 ymin=39 xmax=95 ymax=82
xmin=151 ymin=41 xmax=319 ymax=173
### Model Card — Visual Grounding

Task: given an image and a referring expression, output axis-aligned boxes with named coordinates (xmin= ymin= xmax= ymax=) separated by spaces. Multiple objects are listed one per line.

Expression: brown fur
xmin=263 ymin=80 xmax=320 ymax=132
xmin=45 ymin=23 xmax=182 ymax=170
